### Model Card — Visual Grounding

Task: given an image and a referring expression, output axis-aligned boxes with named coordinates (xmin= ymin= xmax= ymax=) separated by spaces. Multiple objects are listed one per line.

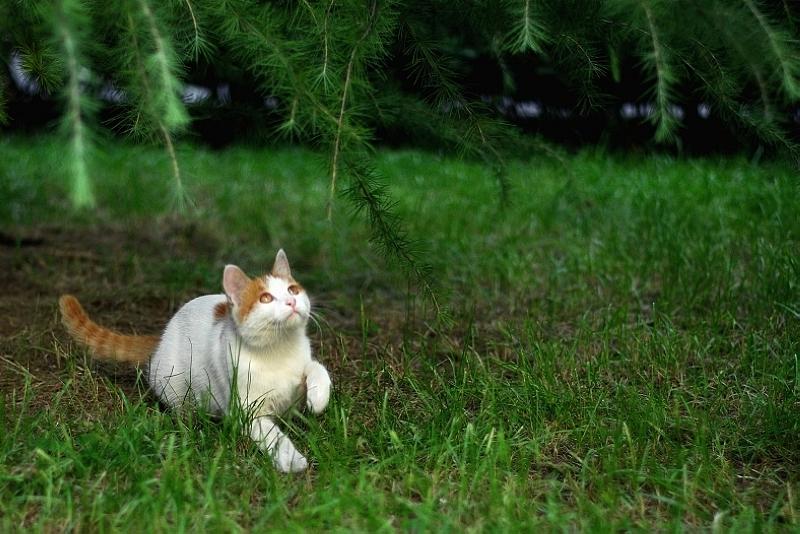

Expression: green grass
xmin=1 ymin=135 xmax=799 ymax=530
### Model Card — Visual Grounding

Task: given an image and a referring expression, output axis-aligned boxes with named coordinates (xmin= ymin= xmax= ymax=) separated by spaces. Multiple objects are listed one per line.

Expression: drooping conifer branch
xmin=137 ymin=0 xmax=188 ymax=132
xmin=182 ymin=0 xmax=200 ymax=60
xmin=52 ymin=0 xmax=95 ymax=208
xmin=743 ymin=0 xmax=800 ymax=99
xmin=328 ymin=0 xmax=379 ymax=220
xmin=687 ymin=42 xmax=798 ymax=155
xmin=641 ymin=0 xmax=677 ymax=142
xmin=507 ymin=0 xmax=547 ymax=53
xmin=319 ymin=0 xmax=335 ymax=90
xmin=213 ymin=0 xmax=437 ymax=305
xmin=342 ymin=157 xmax=441 ymax=314
xmin=123 ymin=0 xmax=189 ymax=208
xmin=403 ymin=22 xmax=512 ymax=198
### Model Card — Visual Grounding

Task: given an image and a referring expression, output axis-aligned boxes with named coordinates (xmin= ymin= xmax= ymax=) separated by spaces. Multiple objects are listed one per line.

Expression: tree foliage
xmin=1 ymin=0 xmax=799 ymax=298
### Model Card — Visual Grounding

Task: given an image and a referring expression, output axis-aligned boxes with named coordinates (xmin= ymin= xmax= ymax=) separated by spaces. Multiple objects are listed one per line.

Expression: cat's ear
xmin=272 ymin=249 xmax=292 ymax=278
xmin=223 ymin=265 xmax=250 ymax=306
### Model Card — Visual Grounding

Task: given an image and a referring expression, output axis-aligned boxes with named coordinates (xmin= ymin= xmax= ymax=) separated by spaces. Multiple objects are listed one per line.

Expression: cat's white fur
xmin=146 ymin=250 xmax=331 ymax=473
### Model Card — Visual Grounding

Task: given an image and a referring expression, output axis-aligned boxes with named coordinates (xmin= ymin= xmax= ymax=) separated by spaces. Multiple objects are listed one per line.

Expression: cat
xmin=59 ymin=249 xmax=331 ymax=473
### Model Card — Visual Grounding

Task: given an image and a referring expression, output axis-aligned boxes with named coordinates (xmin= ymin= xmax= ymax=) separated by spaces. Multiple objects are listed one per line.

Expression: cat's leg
xmin=304 ymin=360 xmax=331 ymax=414
xmin=250 ymin=416 xmax=308 ymax=473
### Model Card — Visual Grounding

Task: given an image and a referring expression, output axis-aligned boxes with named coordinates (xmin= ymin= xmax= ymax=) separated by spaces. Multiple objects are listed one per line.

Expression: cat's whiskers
xmin=309 ymin=310 xmax=332 ymax=331
xmin=307 ymin=313 xmax=323 ymax=335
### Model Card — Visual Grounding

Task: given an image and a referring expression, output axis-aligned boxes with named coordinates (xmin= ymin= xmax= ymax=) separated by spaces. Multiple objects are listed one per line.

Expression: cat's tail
xmin=58 ymin=295 xmax=159 ymax=364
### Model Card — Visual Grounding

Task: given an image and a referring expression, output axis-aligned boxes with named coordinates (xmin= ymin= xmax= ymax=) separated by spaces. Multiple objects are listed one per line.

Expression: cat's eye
xmin=259 ymin=293 xmax=273 ymax=303
xmin=288 ymin=284 xmax=301 ymax=295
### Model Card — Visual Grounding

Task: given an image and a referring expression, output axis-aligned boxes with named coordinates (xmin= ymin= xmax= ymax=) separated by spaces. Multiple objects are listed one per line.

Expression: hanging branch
xmin=718 ymin=26 xmax=774 ymax=120
xmin=52 ymin=0 xmax=95 ymax=208
xmin=743 ymin=0 xmax=800 ymax=100
xmin=181 ymin=0 xmax=202 ymax=60
xmin=640 ymin=0 xmax=678 ymax=143
xmin=137 ymin=0 xmax=188 ymax=132
xmin=506 ymin=0 xmax=548 ymax=53
xmin=298 ymin=0 xmax=335 ymax=91
xmin=327 ymin=0 xmax=379 ymax=220
xmin=403 ymin=21 xmax=512 ymax=200
xmin=122 ymin=0 xmax=190 ymax=209
xmin=213 ymin=0 xmax=440 ymax=309
xmin=342 ymin=157 xmax=441 ymax=314
xmin=687 ymin=42 xmax=799 ymax=156
xmin=319 ymin=0 xmax=335 ymax=90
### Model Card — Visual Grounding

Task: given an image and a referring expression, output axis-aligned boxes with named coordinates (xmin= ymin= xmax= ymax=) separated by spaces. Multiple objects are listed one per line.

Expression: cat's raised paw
xmin=305 ymin=361 xmax=331 ymax=414
xmin=306 ymin=382 xmax=330 ymax=414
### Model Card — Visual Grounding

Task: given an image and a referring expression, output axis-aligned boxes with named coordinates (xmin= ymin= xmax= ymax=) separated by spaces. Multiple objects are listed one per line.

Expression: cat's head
xmin=221 ymin=249 xmax=311 ymax=345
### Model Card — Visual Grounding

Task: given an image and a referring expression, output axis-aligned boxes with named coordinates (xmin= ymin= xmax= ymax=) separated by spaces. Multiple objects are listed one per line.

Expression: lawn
xmin=1 ymin=136 xmax=798 ymax=530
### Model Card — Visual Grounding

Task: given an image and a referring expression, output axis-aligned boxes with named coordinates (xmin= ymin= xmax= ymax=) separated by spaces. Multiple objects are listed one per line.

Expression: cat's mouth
xmin=284 ymin=309 xmax=304 ymax=322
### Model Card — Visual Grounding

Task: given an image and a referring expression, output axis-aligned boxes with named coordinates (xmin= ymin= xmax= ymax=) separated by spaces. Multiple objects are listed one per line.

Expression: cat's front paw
xmin=305 ymin=362 xmax=331 ymax=414
xmin=273 ymin=438 xmax=308 ymax=473
xmin=306 ymin=380 xmax=330 ymax=414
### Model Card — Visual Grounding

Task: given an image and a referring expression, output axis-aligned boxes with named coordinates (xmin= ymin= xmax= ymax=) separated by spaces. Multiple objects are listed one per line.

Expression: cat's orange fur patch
xmin=213 ymin=301 xmax=230 ymax=321
xmin=59 ymin=295 xmax=159 ymax=365
xmin=237 ymin=278 xmax=267 ymax=322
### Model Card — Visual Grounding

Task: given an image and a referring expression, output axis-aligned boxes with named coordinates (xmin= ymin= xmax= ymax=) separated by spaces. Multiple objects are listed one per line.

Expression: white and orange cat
xmin=59 ymin=249 xmax=331 ymax=473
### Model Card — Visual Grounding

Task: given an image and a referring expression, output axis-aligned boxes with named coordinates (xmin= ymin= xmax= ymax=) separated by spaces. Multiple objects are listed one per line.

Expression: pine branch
xmin=215 ymin=0 xmax=376 ymax=158
xmin=137 ymin=0 xmax=188 ymax=132
xmin=403 ymin=22 xmax=463 ymax=108
xmin=342 ymin=157 xmax=441 ymax=314
xmin=328 ymin=0 xmax=379 ymax=220
xmin=641 ymin=0 xmax=678 ymax=142
xmin=277 ymin=96 xmax=301 ymax=138
xmin=402 ymin=21 xmax=512 ymax=200
xmin=122 ymin=0 xmax=189 ymax=209
xmin=506 ymin=0 xmax=548 ymax=54
xmin=177 ymin=0 xmax=211 ymax=61
xmin=214 ymin=1 xmax=340 ymax=135
xmin=298 ymin=0 xmax=335 ymax=91
xmin=562 ymin=35 xmax=605 ymax=82
xmin=216 ymin=1 xmax=300 ymax=92
xmin=18 ymin=43 xmax=63 ymax=94
xmin=687 ymin=44 xmax=799 ymax=156
xmin=319 ymin=0 xmax=335 ymax=91
xmin=160 ymin=123 xmax=190 ymax=211
xmin=51 ymin=0 xmax=95 ymax=208
xmin=709 ymin=6 xmax=778 ymax=127
xmin=743 ymin=0 xmax=800 ymax=100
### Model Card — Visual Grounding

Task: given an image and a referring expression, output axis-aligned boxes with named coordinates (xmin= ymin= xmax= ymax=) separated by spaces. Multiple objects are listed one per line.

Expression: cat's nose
xmin=286 ymin=296 xmax=296 ymax=309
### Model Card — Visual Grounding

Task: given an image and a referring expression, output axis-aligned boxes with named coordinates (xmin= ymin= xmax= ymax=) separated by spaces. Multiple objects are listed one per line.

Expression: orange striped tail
xmin=58 ymin=295 xmax=159 ymax=365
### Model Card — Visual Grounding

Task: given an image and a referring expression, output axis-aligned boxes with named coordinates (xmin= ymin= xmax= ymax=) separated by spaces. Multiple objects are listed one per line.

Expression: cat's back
xmin=158 ymin=293 xmax=227 ymax=349
xmin=175 ymin=293 xmax=227 ymax=319
xmin=148 ymin=294 xmax=232 ymax=409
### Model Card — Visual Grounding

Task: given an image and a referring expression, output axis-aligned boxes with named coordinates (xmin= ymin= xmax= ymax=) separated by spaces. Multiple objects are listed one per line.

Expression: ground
xmin=1 ymin=137 xmax=799 ymax=530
